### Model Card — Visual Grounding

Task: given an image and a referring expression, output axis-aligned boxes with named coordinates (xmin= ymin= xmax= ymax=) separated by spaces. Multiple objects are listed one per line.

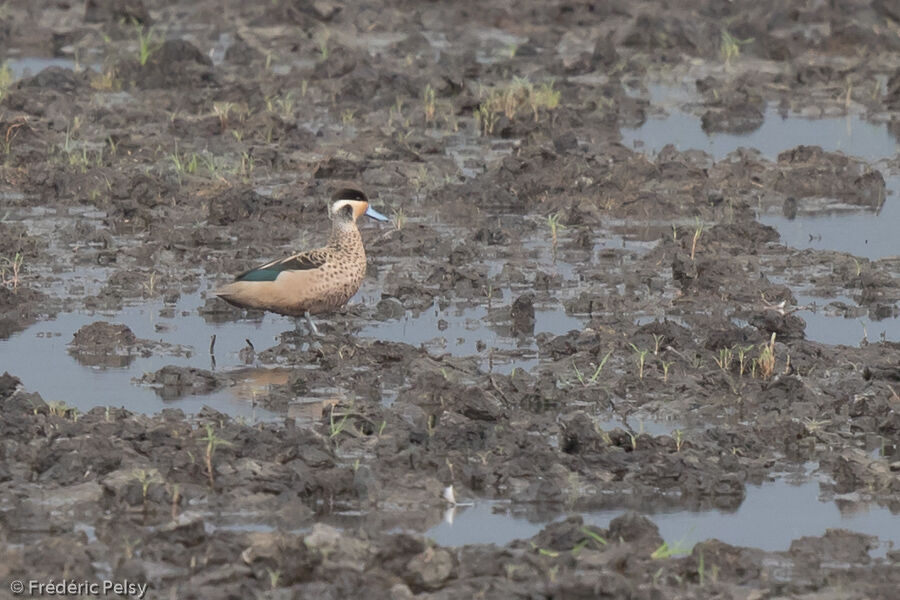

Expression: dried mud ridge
xmin=2 ymin=0 xmax=900 ymax=598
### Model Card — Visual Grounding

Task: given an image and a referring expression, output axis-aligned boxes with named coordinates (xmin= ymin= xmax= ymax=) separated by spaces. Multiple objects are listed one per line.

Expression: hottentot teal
xmin=216 ymin=188 xmax=388 ymax=333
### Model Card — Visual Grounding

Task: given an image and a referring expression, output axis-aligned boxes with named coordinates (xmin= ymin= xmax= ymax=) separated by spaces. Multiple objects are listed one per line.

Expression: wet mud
xmin=2 ymin=0 xmax=900 ymax=598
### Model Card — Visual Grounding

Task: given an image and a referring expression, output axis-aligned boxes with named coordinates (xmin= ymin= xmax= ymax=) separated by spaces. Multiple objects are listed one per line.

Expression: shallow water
xmin=621 ymin=91 xmax=898 ymax=163
xmin=427 ymin=477 xmax=897 ymax=556
xmin=359 ymin=296 xmax=585 ymax=373
xmin=758 ymin=177 xmax=900 ymax=261
xmin=794 ymin=291 xmax=900 ymax=346
xmin=762 ymin=270 xmax=900 ymax=346
xmin=3 ymin=293 xmax=286 ymax=419
xmin=6 ymin=57 xmax=74 ymax=79
xmin=594 ymin=415 xmax=681 ymax=437
xmin=2 ymin=283 xmax=587 ymax=415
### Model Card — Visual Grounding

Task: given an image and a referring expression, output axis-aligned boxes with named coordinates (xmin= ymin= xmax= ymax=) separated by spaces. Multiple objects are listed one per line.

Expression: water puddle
xmin=427 ymin=478 xmax=898 ymax=556
xmin=794 ymin=292 xmax=899 ymax=346
xmin=758 ymin=176 xmax=900 ymax=260
xmin=595 ymin=415 xmax=682 ymax=437
xmin=360 ymin=297 xmax=585 ymax=374
xmin=2 ymin=281 xmax=587 ymax=415
xmin=760 ymin=274 xmax=900 ymax=345
xmin=621 ymin=86 xmax=898 ymax=163
xmin=5 ymin=57 xmax=79 ymax=80
xmin=2 ymin=293 xmax=287 ymax=420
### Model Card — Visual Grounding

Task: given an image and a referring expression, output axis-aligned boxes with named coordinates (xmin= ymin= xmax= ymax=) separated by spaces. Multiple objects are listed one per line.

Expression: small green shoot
xmin=239 ymin=152 xmax=255 ymax=180
xmin=141 ymin=271 xmax=157 ymax=297
xmin=580 ymin=526 xmax=607 ymax=547
xmin=690 ymin=218 xmax=703 ymax=261
xmin=329 ymin=404 xmax=349 ymax=438
xmin=48 ymin=400 xmax=73 ymax=418
xmin=132 ymin=468 xmax=162 ymax=505
xmin=572 ymin=350 xmax=613 ymax=387
xmin=265 ymin=92 xmax=296 ymax=118
xmin=547 ymin=212 xmax=565 ymax=252
xmin=713 ymin=347 xmax=733 ymax=372
xmin=475 ymin=77 xmax=560 ymax=134
xmin=0 ymin=251 xmax=24 ymax=290
xmin=90 ymin=67 xmax=120 ymax=91
xmin=629 ymin=344 xmax=649 ymax=380
xmin=135 ymin=23 xmax=161 ymax=66
xmin=213 ymin=101 xmax=235 ymax=130
xmin=530 ymin=82 xmax=561 ymax=118
xmin=0 ymin=61 xmax=12 ymax=100
xmin=529 ymin=542 xmax=559 ymax=557
xmin=423 ymin=83 xmax=436 ymax=123
xmin=661 ymin=360 xmax=674 ymax=383
xmin=651 ymin=538 xmax=691 ymax=559
xmin=200 ymin=424 xmax=232 ymax=489
xmin=674 ymin=429 xmax=684 ymax=452
xmin=757 ymin=333 xmax=776 ymax=380
xmin=266 ymin=568 xmax=281 ymax=590
xmin=720 ymin=30 xmax=753 ymax=66
xmin=170 ymin=148 xmax=199 ymax=178
xmin=736 ymin=344 xmax=754 ymax=377
xmin=392 ymin=207 xmax=406 ymax=230
xmin=317 ymin=30 xmax=330 ymax=60
xmin=474 ymin=105 xmax=498 ymax=136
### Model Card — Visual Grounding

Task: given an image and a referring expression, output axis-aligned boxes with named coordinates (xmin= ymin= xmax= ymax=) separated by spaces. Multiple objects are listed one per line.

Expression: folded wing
xmin=235 ymin=250 xmax=328 ymax=282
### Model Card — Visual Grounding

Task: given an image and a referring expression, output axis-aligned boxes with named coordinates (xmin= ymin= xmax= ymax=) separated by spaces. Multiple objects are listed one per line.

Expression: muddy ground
xmin=2 ymin=0 xmax=900 ymax=598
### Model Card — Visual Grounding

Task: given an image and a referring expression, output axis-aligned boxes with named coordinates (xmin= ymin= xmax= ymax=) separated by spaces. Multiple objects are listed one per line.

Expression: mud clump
xmin=84 ymin=0 xmax=150 ymax=24
xmin=701 ymin=104 xmax=764 ymax=134
xmin=0 ymin=286 xmax=48 ymax=339
xmin=773 ymin=146 xmax=886 ymax=208
xmin=510 ymin=292 xmax=535 ymax=335
xmin=68 ymin=322 xmax=189 ymax=368
xmin=68 ymin=322 xmax=139 ymax=367
xmin=117 ymin=39 xmax=214 ymax=90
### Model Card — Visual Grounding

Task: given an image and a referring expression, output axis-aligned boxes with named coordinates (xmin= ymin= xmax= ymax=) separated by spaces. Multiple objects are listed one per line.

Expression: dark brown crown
xmin=331 ymin=188 xmax=368 ymax=202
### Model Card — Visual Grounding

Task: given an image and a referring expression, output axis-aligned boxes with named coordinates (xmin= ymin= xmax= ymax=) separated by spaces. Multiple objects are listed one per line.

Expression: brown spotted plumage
xmin=216 ymin=188 xmax=388 ymax=321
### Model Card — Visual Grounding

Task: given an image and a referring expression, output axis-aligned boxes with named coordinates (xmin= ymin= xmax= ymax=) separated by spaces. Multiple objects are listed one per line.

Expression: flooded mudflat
xmin=2 ymin=1 xmax=900 ymax=598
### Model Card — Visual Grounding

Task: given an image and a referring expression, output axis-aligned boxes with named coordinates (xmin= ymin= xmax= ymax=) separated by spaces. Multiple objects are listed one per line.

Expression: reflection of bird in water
xmin=216 ymin=188 xmax=388 ymax=334
xmin=226 ymin=367 xmax=291 ymax=404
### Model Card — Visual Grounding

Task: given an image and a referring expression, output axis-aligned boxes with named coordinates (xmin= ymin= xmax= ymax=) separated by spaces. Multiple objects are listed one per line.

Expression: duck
xmin=216 ymin=188 xmax=389 ymax=334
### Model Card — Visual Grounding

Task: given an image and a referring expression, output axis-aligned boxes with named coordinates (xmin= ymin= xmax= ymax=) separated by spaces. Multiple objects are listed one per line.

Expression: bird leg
xmin=304 ymin=311 xmax=321 ymax=336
